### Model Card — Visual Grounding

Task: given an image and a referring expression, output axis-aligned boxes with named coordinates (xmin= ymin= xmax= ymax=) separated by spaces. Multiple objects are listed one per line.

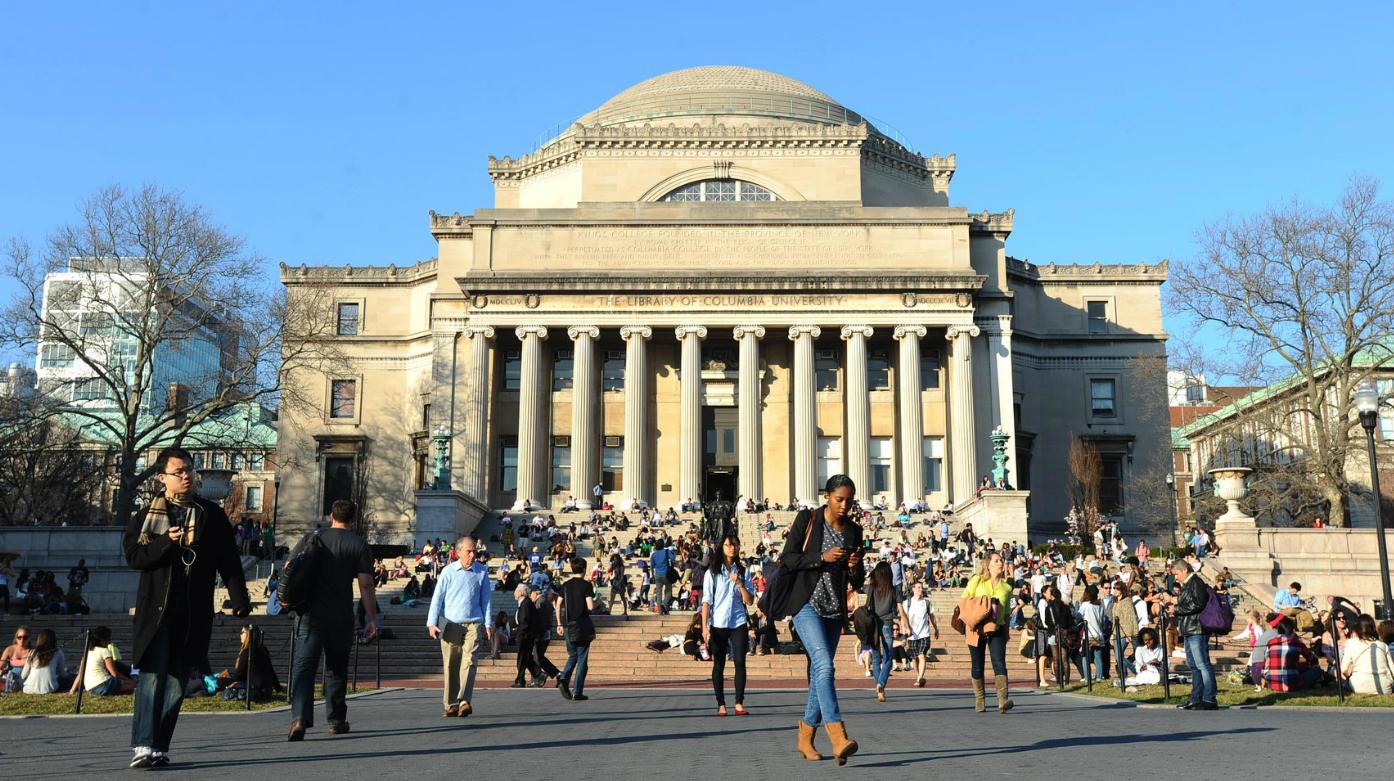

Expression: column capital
xmin=619 ymin=325 xmax=652 ymax=341
xmin=515 ymin=325 xmax=548 ymax=341
xmin=945 ymin=325 xmax=980 ymax=341
xmin=674 ymin=326 xmax=708 ymax=340
xmin=733 ymin=325 xmax=766 ymax=340
xmin=893 ymin=325 xmax=928 ymax=341
xmin=567 ymin=326 xmax=600 ymax=341
xmin=787 ymin=325 xmax=822 ymax=341
xmin=463 ymin=325 xmax=496 ymax=339
xmin=840 ymin=325 xmax=874 ymax=341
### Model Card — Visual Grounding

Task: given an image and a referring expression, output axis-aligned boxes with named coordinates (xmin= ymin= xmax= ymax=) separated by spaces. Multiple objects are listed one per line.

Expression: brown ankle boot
xmin=825 ymin=721 xmax=858 ymax=766
xmin=995 ymin=674 xmax=1015 ymax=713
xmin=797 ymin=721 xmax=823 ymax=761
xmin=971 ymin=677 xmax=987 ymax=712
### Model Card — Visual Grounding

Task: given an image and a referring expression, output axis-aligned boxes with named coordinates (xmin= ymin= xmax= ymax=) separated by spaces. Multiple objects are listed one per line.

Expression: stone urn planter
xmin=1207 ymin=466 xmax=1262 ymax=553
xmin=196 ymin=468 xmax=236 ymax=503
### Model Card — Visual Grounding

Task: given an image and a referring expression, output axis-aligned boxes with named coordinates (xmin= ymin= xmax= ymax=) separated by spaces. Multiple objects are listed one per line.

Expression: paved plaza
xmin=4 ymin=687 xmax=1393 ymax=778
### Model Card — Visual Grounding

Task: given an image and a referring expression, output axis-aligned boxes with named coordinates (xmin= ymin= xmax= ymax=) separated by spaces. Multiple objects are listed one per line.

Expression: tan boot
xmin=825 ymin=721 xmax=859 ymax=766
xmin=995 ymin=674 xmax=1015 ymax=713
xmin=797 ymin=721 xmax=823 ymax=761
xmin=971 ymin=677 xmax=987 ymax=712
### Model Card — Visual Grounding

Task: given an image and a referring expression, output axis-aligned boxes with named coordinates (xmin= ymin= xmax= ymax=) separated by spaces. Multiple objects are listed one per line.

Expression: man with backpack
xmin=287 ymin=500 xmax=376 ymax=741
xmin=1169 ymin=558 xmax=1218 ymax=710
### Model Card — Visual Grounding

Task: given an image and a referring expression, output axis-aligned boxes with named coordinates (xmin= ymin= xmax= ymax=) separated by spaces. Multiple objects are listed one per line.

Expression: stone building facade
xmin=278 ymin=66 xmax=1170 ymax=546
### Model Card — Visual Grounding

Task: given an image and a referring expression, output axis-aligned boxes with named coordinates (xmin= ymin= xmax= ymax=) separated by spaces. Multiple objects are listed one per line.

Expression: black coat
xmin=1174 ymin=573 xmax=1209 ymax=637
xmin=514 ymin=595 xmax=543 ymax=638
xmin=774 ymin=508 xmax=865 ymax=621
xmin=123 ymin=495 xmax=251 ymax=671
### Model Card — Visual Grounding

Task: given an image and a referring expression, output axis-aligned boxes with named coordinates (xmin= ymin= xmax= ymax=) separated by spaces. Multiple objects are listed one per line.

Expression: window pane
xmin=662 ymin=179 xmax=779 ymax=202
xmin=503 ymin=351 xmax=521 ymax=391
xmin=705 ymin=180 xmax=736 ymax=200
xmin=870 ymin=436 xmax=892 ymax=493
xmin=552 ymin=446 xmax=570 ymax=492
xmin=500 ymin=438 xmax=518 ymax=493
xmin=920 ymin=350 xmax=941 ymax=390
xmin=212 ymin=452 xmax=226 ymax=469
xmin=1381 ymin=410 xmax=1394 ymax=442
xmin=330 ymin=379 xmax=356 ymax=418
xmin=923 ymin=436 xmax=944 ymax=493
xmin=1099 ymin=455 xmax=1124 ymax=512
xmin=602 ymin=351 xmax=625 ymax=391
xmin=816 ymin=351 xmax=839 ymax=391
xmin=249 ymin=453 xmax=265 ymax=470
xmin=553 ymin=350 xmax=573 ymax=391
xmin=817 ymin=436 xmax=842 ymax=490
xmin=868 ymin=350 xmax=890 ymax=390
xmin=1087 ymin=301 xmax=1108 ymax=334
xmin=602 ymin=445 xmax=623 ymax=491
xmin=337 ymin=303 xmax=359 ymax=336
xmin=1090 ymin=379 xmax=1116 ymax=417
xmin=245 ymin=485 xmax=263 ymax=511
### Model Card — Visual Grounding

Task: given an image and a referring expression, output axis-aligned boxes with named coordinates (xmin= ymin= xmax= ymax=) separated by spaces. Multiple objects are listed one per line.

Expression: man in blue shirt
xmin=650 ymin=539 xmax=675 ymax=615
xmin=427 ymin=536 xmax=493 ymax=718
xmin=1273 ymin=582 xmax=1303 ymax=610
xmin=889 ymin=552 xmax=904 ymax=600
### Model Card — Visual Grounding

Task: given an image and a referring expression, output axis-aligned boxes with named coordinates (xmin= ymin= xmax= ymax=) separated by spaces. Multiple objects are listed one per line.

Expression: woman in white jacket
xmin=1341 ymin=614 xmax=1394 ymax=695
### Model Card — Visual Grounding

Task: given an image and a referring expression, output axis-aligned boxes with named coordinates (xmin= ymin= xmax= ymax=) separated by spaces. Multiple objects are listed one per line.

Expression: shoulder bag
xmin=756 ymin=509 xmax=818 ymax=619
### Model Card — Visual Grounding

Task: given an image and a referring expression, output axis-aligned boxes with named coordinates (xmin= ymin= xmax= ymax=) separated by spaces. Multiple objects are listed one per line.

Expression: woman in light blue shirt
xmin=702 ymin=533 xmax=755 ymax=716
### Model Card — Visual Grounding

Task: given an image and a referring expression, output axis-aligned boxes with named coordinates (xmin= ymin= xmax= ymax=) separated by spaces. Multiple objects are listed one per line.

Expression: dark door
xmin=322 ymin=456 xmax=355 ymax=519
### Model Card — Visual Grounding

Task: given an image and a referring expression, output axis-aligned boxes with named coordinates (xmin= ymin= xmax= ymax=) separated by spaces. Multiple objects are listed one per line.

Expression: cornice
xmin=280 ymin=259 xmax=438 ymax=285
xmin=1006 ymin=257 xmax=1169 ymax=283
xmin=457 ymin=272 xmax=986 ymax=295
xmin=968 ymin=209 xmax=1014 ymax=237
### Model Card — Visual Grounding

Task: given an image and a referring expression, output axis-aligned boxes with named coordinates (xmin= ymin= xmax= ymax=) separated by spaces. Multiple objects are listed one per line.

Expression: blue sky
xmin=3 ymin=2 xmax=1392 ymax=371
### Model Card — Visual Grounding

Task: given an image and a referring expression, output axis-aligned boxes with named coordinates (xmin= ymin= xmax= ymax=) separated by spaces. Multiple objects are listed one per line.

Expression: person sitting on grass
xmin=212 ymin=626 xmax=281 ymax=701
xmin=1 ymin=625 xmax=32 ymax=692
xmin=1124 ymin=628 xmax=1164 ymax=688
xmin=1340 ymin=614 xmax=1394 ymax=695
xmin=1261 ymin=616 xmax=1326 ymax=692
xmin=71 ymin=626 xmax=137 ymax=696
xmin=20 ymin=628 xmax=67 ymax=694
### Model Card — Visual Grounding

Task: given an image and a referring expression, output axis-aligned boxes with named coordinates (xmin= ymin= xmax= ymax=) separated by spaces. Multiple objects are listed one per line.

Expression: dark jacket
xmin=774 ymin=508 xmax=865 ymax=621
xmin=123 ymin=495 xmax=250 ymax=671
xmin=514 ymin=594 xmax=542 ymax=638
xmin=1174 ymin=572 xmax=1209 ymax=637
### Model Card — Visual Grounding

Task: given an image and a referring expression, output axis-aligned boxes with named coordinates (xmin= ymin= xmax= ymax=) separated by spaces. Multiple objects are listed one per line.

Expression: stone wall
xmin=0 ymin=526 xmax=135 ymax=614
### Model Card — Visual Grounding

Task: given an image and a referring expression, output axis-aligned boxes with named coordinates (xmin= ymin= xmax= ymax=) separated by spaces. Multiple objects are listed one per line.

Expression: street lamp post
xmin=1165 ymin=473 xmax=1179 ymax=547
xmin=1355 ymin=383 xmax=1392 ymax=621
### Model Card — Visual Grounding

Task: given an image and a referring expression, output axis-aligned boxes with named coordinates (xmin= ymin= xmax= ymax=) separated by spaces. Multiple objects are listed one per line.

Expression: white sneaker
xmin=130 ymin=747 xmax=154 ymax=769
xmin=864 ymin=670 xmax=872 ymax=678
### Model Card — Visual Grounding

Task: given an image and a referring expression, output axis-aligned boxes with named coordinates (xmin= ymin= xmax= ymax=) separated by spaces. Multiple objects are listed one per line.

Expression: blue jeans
xmin=561 ymin=639 xmax=591 ymax=696
xmin=1183 ymin=633 xmax=1217 ymax=704
xmin=291 ymin=618 xmax=351 ymax=727
xmin=131 ymin=623 xmax=190 ymax=752
xmin=968 ymin=626 xmax=1008 ymax=678
xmin=1112 ymin=633 xmax=1135 ymax=683
xmin=872 ymin=622 xmax=894 ymax=688
xmin=792 ymin=602 xmax=844 ymax=726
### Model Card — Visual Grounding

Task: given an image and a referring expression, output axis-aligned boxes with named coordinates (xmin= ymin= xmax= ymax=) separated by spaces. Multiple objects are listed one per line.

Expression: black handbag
xmin=757 ymin=510 xmax=817 ymax=619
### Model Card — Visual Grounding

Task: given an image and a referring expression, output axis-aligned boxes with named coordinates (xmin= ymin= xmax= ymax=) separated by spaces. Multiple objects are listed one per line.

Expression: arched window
xmin=660 ymin=179 xmax=778 ymax=202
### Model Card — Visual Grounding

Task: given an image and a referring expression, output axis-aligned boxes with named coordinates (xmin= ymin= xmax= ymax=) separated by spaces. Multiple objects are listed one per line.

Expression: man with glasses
xmin=427 ymin=535 xmax=493 ymax=717
xmin=124 ymin=447 xmax=250 ymax=769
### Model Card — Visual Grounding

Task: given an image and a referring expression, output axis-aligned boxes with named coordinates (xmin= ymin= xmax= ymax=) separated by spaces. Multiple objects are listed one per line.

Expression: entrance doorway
xmin=702 ymin=406 xmax=739 ymax=502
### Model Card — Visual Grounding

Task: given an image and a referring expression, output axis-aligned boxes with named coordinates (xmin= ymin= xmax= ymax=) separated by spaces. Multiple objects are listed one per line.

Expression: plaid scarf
xmin=138 ymin=493 xmax=199 ymax=546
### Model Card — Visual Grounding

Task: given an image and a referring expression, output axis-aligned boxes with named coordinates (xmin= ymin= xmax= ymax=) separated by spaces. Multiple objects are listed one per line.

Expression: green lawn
xmin=1053 ymin=678 xmax=1394 ymax=708
xmin=0 ymin=687 xmax=377 ymax=717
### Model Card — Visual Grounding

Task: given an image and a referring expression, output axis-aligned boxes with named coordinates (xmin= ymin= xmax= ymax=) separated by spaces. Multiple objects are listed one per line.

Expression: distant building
xmin=0 ymin=362 xmax=36 ymax=398
xmin=1167 ymin=371 xmax=1261 ymax=521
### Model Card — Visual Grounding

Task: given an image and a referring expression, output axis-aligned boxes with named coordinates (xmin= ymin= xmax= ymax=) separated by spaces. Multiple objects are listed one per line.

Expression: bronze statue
xmin=701 ymin=491 xmax=736 ymax=543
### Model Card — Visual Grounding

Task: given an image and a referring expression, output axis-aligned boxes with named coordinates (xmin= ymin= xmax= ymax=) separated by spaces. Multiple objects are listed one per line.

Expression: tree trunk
xmin=1323 ymin=483 xmax=1350 ymax=528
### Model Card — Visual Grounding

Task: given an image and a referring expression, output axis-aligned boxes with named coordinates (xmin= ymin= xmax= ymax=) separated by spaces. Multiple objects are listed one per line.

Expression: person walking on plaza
xmin=511 ymin=585 xmax=544 ymax=688
xmin=866 ymin=561 xmax=910 ymax=703
xmin=123 ymin=447 xmax=250 ymax=769
xmin=963 ymin=550 xmax=1014 ymax=713
xmin=701 ymin=533 xmax=755 ymax=716
xmin=288 ymin=500 xmax=376 ymax=741
xmin=905 ymin=580 xmax=940 ymax=687
xmin=428 ymin=535 xmax=493 ymax=717
xmin=1170 ymin=558 xmax=1218 ymax=710
xmin=532 ymin=585 xmax=562 ymax=685
xmin=607 ymin=552 xmax=629 ymax=619
xmin=556 ymin=557 xmax=596 ymax=701
xmin=769 ymin=474 xmax=865 ymax=765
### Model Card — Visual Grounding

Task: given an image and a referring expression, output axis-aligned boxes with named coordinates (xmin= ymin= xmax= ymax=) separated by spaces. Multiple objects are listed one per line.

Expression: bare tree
xmin=0 ymin=399 xmax=107 ymax=525
xmin=1168 ymin=177 xmax=1394 ymax=527
xmin=0 ymin=184 xmax=342 ymax=529
xmin=1068 ymin=437 xmax=1103 ymax=542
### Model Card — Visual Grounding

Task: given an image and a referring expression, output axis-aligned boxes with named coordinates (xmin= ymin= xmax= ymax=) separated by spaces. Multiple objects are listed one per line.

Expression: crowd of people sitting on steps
xmin=0 ymin=560 xmax=93 ymax=615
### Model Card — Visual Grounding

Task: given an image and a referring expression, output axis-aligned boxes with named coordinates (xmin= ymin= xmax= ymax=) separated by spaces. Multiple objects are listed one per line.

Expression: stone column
xmin=734 ymin=326 xmax=766 ymax=502
xmin=675 ymin=326 xmax=707 ymax=505
xmin=568 ymin=326 xmax=599 ymax=509
xmin=620 ymin=326 xmax=652 ymax=507
xmin=461 ymin=326 xmax=495 ymax=502
xmin=895 ymin=325 xmax=927 ymax=506
xmin=514 ymin=326 xmax=548 ymax=508
xmin=840 ymin=326 xmax=874 ymax=496
xmin=788 ymin=326 xmax=821 ymax=504
xmin=946 ymin=325 xmax=981 ymax=506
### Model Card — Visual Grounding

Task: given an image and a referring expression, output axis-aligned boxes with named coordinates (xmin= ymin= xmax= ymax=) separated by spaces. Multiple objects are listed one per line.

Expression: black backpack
xmin=279 ymin=530 xmax=327 ymax=614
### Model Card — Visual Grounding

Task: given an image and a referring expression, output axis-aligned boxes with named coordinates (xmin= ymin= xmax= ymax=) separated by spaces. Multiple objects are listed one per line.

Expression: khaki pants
xmin=440 ymin=622 xmax=483 ymax=707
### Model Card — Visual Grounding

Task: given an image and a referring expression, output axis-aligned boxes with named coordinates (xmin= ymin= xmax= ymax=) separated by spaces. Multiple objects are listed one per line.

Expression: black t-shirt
xmin=561 ymin=577 xmax=594 ymax=625
xmin=309 ymin=527 xmax=372 ymax=625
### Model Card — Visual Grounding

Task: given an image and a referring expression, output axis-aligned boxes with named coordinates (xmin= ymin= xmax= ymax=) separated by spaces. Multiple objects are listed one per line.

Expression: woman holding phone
xmin=701 ymin=533 xmax=755 ymax=715
xmin=770 ymin=475 xmax=865 ymax=765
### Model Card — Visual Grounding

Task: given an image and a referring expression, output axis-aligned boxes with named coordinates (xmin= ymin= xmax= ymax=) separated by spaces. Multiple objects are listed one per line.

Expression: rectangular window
xmin=503 ymin=350 xmax=521 ymax=391
xmin=1381 ymin=410 xmax=1394 ymax=442
xmin=336 ymin=302 xmax=359 ymax=336
xmin=1090 ymin=378 xmax=1116 ymax=418
xmin=868 ymin=349 xmax=890 ymax=391
xmin=194 ymin=452 xmax=206 ymax=469
xmin=552 ymin=436 xmax=571 ymax=492
xmin=1100 ymin=454 xmax=1125 ymax=513
xmin=816 ymin=436 xmax=842 ymax=492
xmin=212 ymin=452 xmax=226 ymax=469
xmin=72 ymin=377 xmax=109 ymax=401
xmin=244 ymin=484 xmax=263 ymax=512
xmin=1087 ymin=300 xmax=1109 ymax=334
xmin=40 ymin=342 xmax=75 ymax=368
xmin=602 ymin=350 xmax=625 ymax=391
xmin=330 ymin=379 xmax=357 ymax=418
xmin=249 ymin=453 xmax=265 ymax=470
xmin=500 ymin=436 xmax=518 ymax=493
xmin=922 ymin=436 xmax=944 ymax=493
xmin=815 ymin=349 xmax=839 ymax=391
xmin=602 ymin=439 xmax=623 ymax=492
xmin=422 ymin=403 xmax=431 ymax=431
xmin=232 ymin=453 xmax=245 ymax=470
xmin=553 ymin=349 xmax=574 ymax=391
xmin=870 ymin=436 xmax=893 ymax=495
xmin=920 ymin=350 xmax=941 ymax=390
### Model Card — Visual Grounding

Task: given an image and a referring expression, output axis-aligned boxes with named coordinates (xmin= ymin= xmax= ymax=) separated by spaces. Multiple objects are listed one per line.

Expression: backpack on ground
xmin=1199 ymin=585 xmax=1235 ymax=635
xmin=279 ymin=530 xmax=328 ymax=614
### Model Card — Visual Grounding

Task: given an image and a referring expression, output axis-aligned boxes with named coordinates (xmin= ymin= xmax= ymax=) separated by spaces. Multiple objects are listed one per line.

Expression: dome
xmin=575 ymin=66 xmax=865 ymax=129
